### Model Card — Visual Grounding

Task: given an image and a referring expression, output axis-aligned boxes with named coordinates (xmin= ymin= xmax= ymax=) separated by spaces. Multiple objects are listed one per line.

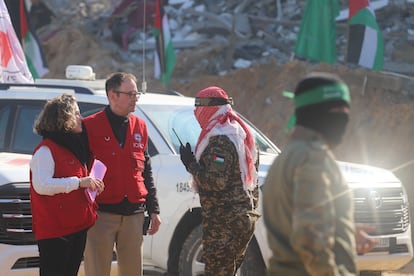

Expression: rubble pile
xmin=38 ymin=0 xmax=414 ymax=81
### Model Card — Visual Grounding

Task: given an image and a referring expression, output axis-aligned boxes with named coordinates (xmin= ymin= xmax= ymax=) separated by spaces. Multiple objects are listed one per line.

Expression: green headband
xmin=284 ymin=83 xmax=351 ymax=107
xmin=284 ymin=83 xmax=351 ymax=130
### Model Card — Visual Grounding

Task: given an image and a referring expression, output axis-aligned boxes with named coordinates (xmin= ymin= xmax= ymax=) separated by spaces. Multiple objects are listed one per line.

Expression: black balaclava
xmin=294 ymin=73 xmax=350 ymax=147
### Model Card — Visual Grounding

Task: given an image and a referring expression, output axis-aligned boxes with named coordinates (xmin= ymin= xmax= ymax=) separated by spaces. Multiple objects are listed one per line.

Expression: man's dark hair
xmin=105 ymin=72 xmax=137 ymax=95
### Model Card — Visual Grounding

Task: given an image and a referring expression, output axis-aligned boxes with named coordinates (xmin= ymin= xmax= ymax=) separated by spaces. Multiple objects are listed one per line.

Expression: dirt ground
xmin=42 ymin=27 xmax=414 ymax=274
xmin=171 ymin=59 xmax=414 ymax=195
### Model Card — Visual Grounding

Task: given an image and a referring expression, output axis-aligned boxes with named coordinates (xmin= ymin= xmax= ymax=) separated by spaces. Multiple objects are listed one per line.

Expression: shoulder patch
xmin=212 ymin=154 xmax=225 ymax=164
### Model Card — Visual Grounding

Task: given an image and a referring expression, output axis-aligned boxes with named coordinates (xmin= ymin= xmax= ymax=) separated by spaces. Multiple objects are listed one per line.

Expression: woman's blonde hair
xmin=33 ymin=93 xmax=79 ymax=135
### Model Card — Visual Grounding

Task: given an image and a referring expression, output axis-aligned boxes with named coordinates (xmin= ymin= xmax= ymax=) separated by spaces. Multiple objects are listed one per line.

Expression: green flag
xmin=294 ymin=0 xmax=339 ymax=64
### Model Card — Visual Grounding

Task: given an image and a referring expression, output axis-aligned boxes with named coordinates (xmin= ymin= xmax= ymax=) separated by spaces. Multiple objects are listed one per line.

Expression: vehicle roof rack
xmin=0 ymin=83 xmax=94 ymax=95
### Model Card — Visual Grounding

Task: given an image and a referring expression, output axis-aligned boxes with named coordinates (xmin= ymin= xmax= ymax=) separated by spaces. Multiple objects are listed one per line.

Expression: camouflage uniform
xmin=263 ymin=126 xmax=357 ymax=276
xmin=187 ymin=135 xmax=260 ymax=276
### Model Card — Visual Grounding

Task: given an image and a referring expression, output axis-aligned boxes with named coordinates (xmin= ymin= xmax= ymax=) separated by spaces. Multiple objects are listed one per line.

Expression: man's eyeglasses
xmin=114 ymin=90 xmax=141 ymax=99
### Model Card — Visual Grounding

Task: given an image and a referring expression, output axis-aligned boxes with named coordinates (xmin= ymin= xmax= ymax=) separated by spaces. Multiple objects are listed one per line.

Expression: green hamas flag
xmin=294 ymin=0 xmax=339 ymax=64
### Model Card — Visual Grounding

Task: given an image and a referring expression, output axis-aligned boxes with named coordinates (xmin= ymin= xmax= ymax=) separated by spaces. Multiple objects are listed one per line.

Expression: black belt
xmin=98 ymin=198 xmax=146 ymax=215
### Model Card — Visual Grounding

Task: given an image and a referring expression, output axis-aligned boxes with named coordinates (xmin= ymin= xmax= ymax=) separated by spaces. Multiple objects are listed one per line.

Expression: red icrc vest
xmin=83 ymin=110 xmax=149 ymax=204
xmin=30 ymin=139 xmax=97 ymax=240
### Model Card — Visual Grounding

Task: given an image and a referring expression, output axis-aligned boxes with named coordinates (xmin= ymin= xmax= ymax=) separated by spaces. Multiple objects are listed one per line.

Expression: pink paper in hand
xmin=85 ymin=159 xmax=107 ymax=203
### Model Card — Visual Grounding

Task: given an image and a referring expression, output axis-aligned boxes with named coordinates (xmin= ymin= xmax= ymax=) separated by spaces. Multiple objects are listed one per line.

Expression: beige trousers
xmin=84 ymin=211 xmax=144 ymax=276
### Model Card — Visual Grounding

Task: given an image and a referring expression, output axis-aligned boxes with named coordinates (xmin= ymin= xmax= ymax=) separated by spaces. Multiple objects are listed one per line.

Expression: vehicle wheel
xmin=359 ymin=271 xmax=382 ymax=276
xmin=178 ymin=225 xmax=266 ymax=276
xmin=178 ymin=225 xmax=204 ymax=276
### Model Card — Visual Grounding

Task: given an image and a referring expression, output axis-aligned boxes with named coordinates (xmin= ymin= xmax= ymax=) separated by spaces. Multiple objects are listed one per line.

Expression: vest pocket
xmin=131 ymin=153 xmax=145 ymax=172
xmin=55 ymin=193 xmax=92 ymax=231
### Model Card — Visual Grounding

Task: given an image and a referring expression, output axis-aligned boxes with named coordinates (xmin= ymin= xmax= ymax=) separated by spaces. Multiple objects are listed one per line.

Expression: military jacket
xmin=263 ymin=126 xmax=357 ymax=276
xmin=188 ymin=135 xmax=259 ymax=219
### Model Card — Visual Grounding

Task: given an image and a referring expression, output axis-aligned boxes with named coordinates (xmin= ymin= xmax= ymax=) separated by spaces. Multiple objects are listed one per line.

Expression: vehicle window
xmin=140 ymin=104 xmax=279 ymax=155
xmin=12 ymin=106 xmax=42 ymax=154
xmin=5 ymin=101 xmax=105 ymax=154
xmin=79 ymin=103 xmax=105 ymax=118
xmin=237 ymin=114 xmax=281 ymax=155
xmin=0 ymin=104 xmax=11 ymax=150
xmin=140 ymin=104 xmax=200 ymax=153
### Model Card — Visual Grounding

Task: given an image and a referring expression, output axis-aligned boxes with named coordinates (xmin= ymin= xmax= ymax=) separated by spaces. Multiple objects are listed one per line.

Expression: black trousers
xmin=37 ymin=229 xmax=87 ymax=276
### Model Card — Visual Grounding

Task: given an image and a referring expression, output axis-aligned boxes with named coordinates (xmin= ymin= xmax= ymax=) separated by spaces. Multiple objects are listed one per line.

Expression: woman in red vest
xmin=30 ymin=93 xmax=104 ymax=276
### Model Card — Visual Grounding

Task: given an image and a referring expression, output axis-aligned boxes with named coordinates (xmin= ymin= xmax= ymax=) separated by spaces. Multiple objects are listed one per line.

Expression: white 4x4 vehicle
xmin=0 ymin=67 xmax=412 ymax=276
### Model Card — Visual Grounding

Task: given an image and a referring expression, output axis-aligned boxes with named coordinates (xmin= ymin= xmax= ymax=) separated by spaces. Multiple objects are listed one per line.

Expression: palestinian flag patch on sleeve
xmin=212 ymin=154 xmax=225 ymax=164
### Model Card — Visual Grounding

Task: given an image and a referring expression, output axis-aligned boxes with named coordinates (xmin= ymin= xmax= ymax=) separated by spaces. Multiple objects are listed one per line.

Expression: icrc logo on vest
xmin=133 ymin=132 xmax=145 ymax=149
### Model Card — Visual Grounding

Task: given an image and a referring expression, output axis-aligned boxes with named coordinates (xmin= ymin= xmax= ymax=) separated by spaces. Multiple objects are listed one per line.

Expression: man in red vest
xmin=83 ymin=72 xmax=161 ymax=276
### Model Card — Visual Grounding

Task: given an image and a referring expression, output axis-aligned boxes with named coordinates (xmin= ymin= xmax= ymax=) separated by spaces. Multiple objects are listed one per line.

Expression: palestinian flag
xmin=153 ymin=0 xmax=175 ymax=87
xmin=5 ymin=0 xmax=48 ymax=78
xmin=0 ymin=0 xmax=33 ymax=83
xmin=346 ymin=0 xmax=384 ymax=71
xmin=294 ymin=0 xmax=339 ymax=64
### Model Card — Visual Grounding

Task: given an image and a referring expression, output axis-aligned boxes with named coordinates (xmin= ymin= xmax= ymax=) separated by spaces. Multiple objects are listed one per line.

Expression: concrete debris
xmin=37 ymin=0 xmax=414 ymax=78
xmin=234 ymin=58 xmax=252 ymax=69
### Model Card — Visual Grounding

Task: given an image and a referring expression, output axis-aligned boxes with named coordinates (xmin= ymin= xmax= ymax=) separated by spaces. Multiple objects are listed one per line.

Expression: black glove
xmin=179 ymin=142 xmax=196 ymax=171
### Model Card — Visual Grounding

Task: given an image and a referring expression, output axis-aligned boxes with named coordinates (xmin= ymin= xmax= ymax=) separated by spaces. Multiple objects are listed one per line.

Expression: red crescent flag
xmin=0 ymin=0 xmax=33 ymax=83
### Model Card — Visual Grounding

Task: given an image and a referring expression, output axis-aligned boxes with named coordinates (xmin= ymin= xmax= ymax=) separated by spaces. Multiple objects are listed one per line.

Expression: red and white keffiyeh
xmin=193 ymin=86 xmax=258 ymax=191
